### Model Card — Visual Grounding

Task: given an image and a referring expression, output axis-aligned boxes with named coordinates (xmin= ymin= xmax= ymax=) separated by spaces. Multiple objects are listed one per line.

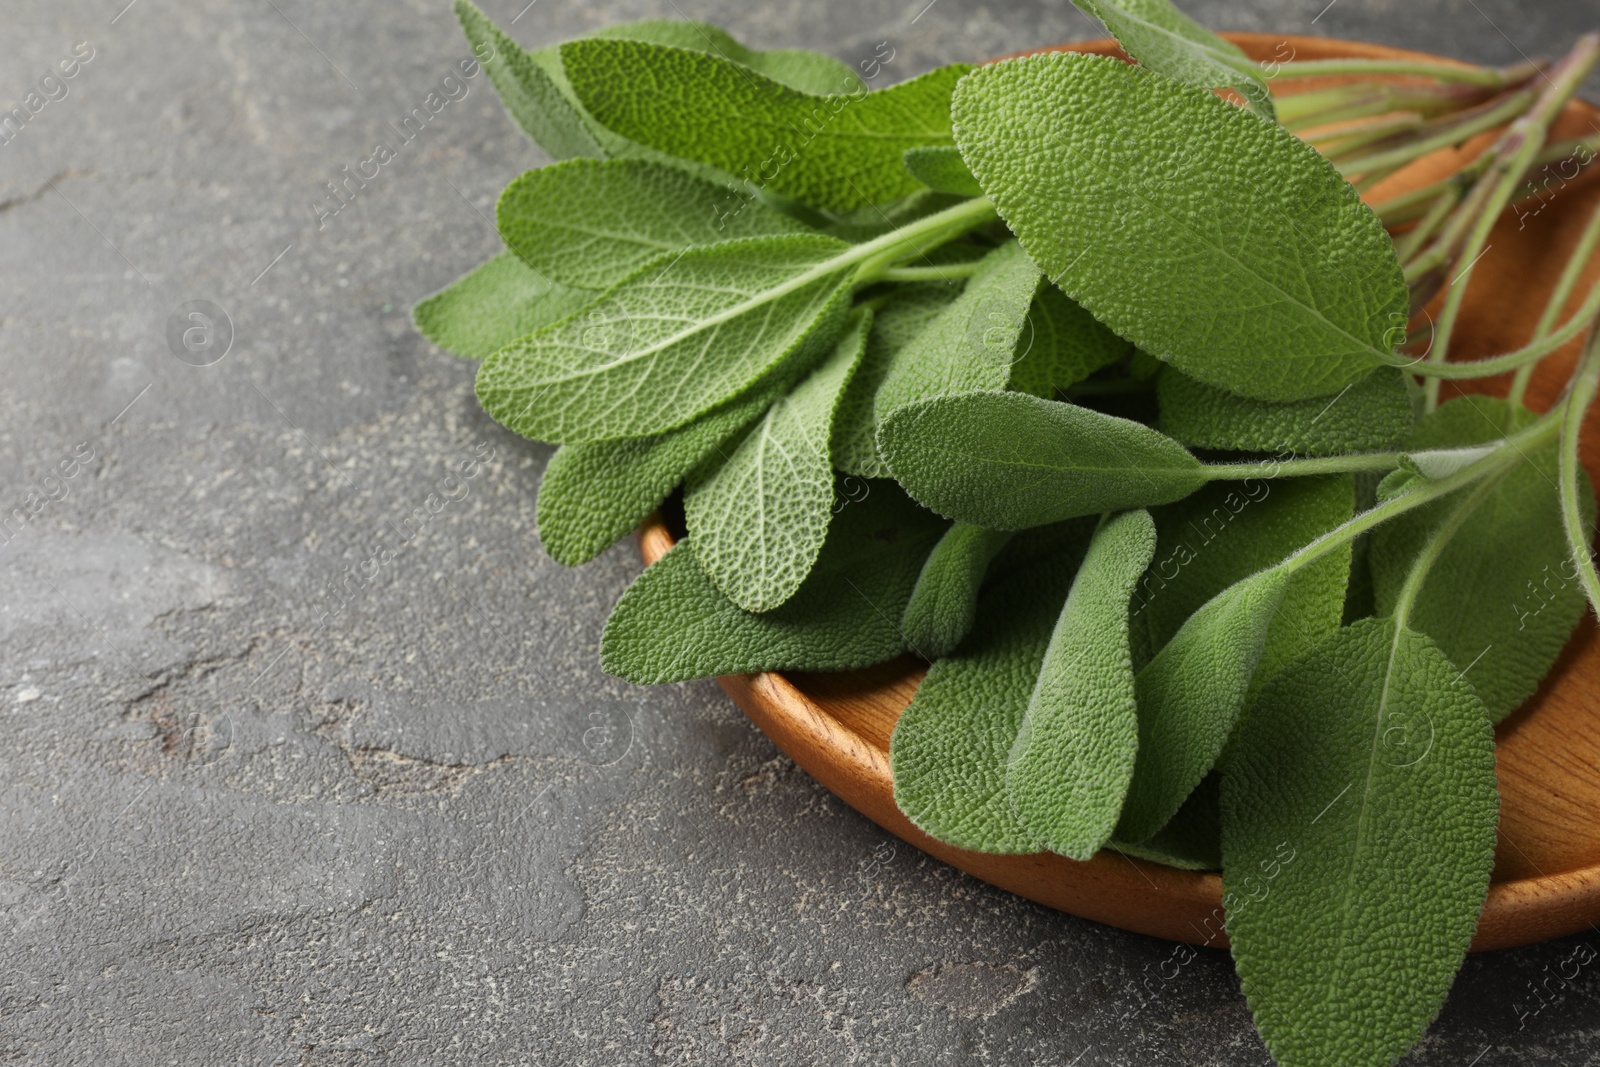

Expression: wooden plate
xmin=636 ymin=33 xmax=1600 ymax=952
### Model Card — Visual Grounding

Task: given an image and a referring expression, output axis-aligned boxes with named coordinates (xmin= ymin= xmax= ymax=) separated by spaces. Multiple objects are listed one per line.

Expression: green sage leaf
xmin=830 ymin=283 xmax=957 ymax=478
xmin=497 ymin=159 xmax=808 ymax=291
xmin=562 ymin=38 xmax=971 ymax=211
xmin=890 ymin=520 xmax=1094 ymax=853
xmin=1370 ymin=395 xmax=1596 ymax=721
xmin=413 ymin=252 xmax=594 ymax=360
xmin=879 ymin=390 xmax=1208 ymax=529
xmin=903 ymin=145 xmax=983 ymax=197
xmin=952 ymin=53 xmax=1406 ymax=401
xmin=873 ymin=240 xmax=1043 ymax=418
xmin=599 ymin=483 xmax=946 ymax=683
xmin=536 ymin=381 xmax=788 ymax=567
xmin=684 ymin=311 xmax=871 ymax=612
xmin=900 ymin=523 xmax=1015 ymax=659
xmin=476 ymin=233 xmax=854 ymax=443
xmin=1222 ymin=617 xmax=1498 ymax=1067
xmin=1072 ymin=0 xmax=1273 ymax=115
xmin=1006 ymin=510 xmax=1156 ymax=859
xmin=1009 ymin=284 xmax=1132 ymax=398
xmin=1156 ymin=367 xmax=1414 ymax=456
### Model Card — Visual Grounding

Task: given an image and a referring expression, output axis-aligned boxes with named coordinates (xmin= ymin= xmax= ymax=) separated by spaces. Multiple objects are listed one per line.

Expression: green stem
xmin=1558 ymin=321 xmax=1600 ymax=617
xmin=1393 ymin=186 xmax=1459 ymax=265
xmin=1204 ymin=451 xmax=1403 ymax=481
xmin=1277 ymin=413 xmax=1561 ymax=577
xmin=1334 ymin=90 xmax=1536 ymax=179
xmin=1401 ymin=278 xmax=1600 ymax=379
xmin=1267 ymin=57 xmax=1542 ymax=88
xmin=875 ymin=262 xmax=982 ymax=283
xmin=1507 ymin=201 xmax=1600 ymax=410
xmin=850 ymin=197 xmax=999 ymax=283
xmin=1419 ymin=33 xmax=1600 ymax=411
xmin=1390 ymin=468 xmax=1509 ymax=630
xmin=1311 ymin=112 xmax=1424 ymax=157
xmin=1279 ymin=81 xmax=1500 ymax=131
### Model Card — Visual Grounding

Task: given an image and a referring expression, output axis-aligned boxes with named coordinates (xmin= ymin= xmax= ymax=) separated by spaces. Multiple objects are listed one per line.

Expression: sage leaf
xmin=900 ymin=523 xmax=1015 ymax=659
xmin=600 ymin=483 xmax=946 ymax=683
xmin=497 ymin=159 xmax=808 ymax=291
xmin=830 ymin=283 xmax=956 ymax=477
xmin=1110 ymin=773 xmax=1221 ymax=871
xmin=903 ymin=145 xmax=983 ymax=197
xmin=412 ymin=252 xmax=594 ymax=360
xmin=1370 ymin=395 xmax=1596 ymax=721
xmin=1072 ymin=0 xmax=1273 ymax=115
xmin=562 ymin=38 xmax=971 ymax=210
xmin=1222 ymin=617 xmax=1498 ymax=1067
xmin=476 ymin=234 xmax=854 ymax=443
xmin=455 ymin=0 xmax=606 ymax=160
xmin=586 ymin=21 xmax=860 ymax=96
xmin=952 ymin=53 xmax=1407 ymax=401
xmin=1156 ymin=367 xmax=1414 ymax=456
xmin=890 ymin=521 xmax=1094 ymax=853
xmin=684 ymin=311 xmax=871 ymax=612
xmin=1007 ymin=510 xmax=1156 ymax=859
xmin=1119 ymin=476 xmax=1355 ymax=842
xmin=1138 ymin=476 xmax=1356 ymax=683
xmin=1009 ymin=284 xmax=1132 ymax=398
xmin=873 ymin=240 xmax=1043 ymax=418
xmin=879 ymin=390 xmax=1208 ymax=529
xmin=537 ymin=380 xmax=790 ymax=566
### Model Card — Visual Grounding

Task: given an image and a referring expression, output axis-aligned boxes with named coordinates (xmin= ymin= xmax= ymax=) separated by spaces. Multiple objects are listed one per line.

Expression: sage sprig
xmin=417 ymin=4 xmax=1600 ymax=1066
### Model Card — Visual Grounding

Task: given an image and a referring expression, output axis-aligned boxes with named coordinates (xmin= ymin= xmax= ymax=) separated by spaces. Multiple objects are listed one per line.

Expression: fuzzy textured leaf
xmin=1007 ymin=510 xmax=1156 ymax=859
xmin=1157 ymin=367 xmax=1414 ymax=456
xmin=536 ymin=383 xmax=786 ymax=566
xmin=563 ymin=38 xmax=971 ymax=210
xmin=879 ymin=390 xmax=1208 ymax=529
xmin=1009 ymin=284 xmax=1132 ymax=398
xmin=890 ymin=521 xmax=1094 ymax=852
xmin=413 ymin=252 xmax=594 ymax=360
xmin=476 ymin=234 xmax=853 ymax=443
xmin=1222 ymin=617 xmax=1498 ymax=1067
xmin=1073 ymin=0 xmax=1273 ymax=114
xmin=953 ymin=53 xmax=1406 ymax=401
xmin=830 ymin=284 xmax=956 ymax=478
xmin=903 ymin=145 xmax=983 ymax=197
xmin=873 ymin=241 xmax=1043 ymax=418
xmin=497 ymin=159 xmax=807 ymax=291
xmin=600 ymin=484 xmax=946 ymax=683
xmin=1370 ymin=395 xmax=1596 ymax=721
xmin=900 ymin=523 xmax=1015 ymax=659
xmin=684 ymin=311 xmax=870 ymax=611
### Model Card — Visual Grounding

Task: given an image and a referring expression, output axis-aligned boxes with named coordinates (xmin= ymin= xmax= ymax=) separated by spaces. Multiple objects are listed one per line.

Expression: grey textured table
xmin=4 ymin=1 xmax=1599 ymax=1063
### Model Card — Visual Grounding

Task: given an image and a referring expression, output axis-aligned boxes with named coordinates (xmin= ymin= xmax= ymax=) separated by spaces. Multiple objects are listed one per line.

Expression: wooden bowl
xmin=636 ymin=33 xmax=1600 ymax=952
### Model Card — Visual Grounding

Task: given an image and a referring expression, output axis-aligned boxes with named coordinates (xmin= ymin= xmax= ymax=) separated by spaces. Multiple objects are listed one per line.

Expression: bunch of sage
xmin=415 ymin=3 xmax=1600 ymax=1064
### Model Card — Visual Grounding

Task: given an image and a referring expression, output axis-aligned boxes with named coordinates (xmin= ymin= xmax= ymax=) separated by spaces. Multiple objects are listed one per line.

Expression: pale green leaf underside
xmin=890 ymin=521 xmax=1093 ymax=853
xmin=476 ymin=233 xmax=853 ymax=444
xmin=456 ymin=0 xmax=606 ymax=160
xmin=1074 ymin=0 xmax=1273 ymax=114
xmin=1371 ymin=395 xmax=1597 ymax=721
xmin=1222 ymin=618 xmax=1497 ymax=1067
xmin=879 ymin=390 xmax=1207 ymax=530
xmin=497 ymin=159 xmax=807 ymax=291
xmin=1157 ymin=366 xmax=1414 ymax=456
xmin=536 ymin=381 xmax=786 ymax=566
xmin=952 ymin=53 xmax=1406 ymax=401
xmin=563 ymin=37 xmax=972 ymax=211
xmin=873 ymin=240 xmax=1042 ymax=419
xmin=412 ymin=252 xmax=594 ymax=360
xmin=900 ymin=523 xmax=1015 ymax=660
xmin=599 ymin=484 xmax=946 ymax=683
xmin=1007 ymin=510 xmax=1156 ymax=859
xmin=903 ymin=145 xmax=984 ymax=197
xmin=830 ymin=283 xmax=957 ymax=478
xmin=685 ymin=311 xmax=871 ymax=612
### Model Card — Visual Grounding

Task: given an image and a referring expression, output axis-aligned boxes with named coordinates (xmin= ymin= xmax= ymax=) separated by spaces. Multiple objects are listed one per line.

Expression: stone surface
xmin=3 ymin=0 xmax=1599 ymax=1063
